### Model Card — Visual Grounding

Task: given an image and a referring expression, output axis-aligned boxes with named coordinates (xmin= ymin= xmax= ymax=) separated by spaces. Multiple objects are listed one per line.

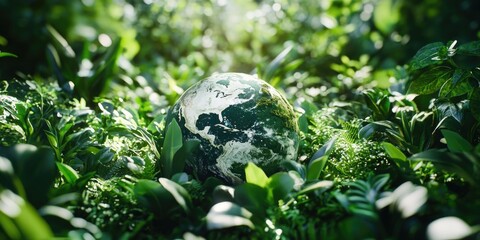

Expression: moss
xmin=257 ymin=83 xmax=298 ymax=132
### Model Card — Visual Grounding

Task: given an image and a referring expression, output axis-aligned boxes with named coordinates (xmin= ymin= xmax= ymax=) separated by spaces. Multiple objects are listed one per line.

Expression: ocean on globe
xmin=168 ymin=72 xmax=299 ymax=184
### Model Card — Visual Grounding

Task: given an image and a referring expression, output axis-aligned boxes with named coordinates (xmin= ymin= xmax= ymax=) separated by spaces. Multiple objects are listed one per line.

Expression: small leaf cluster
xmin=300 ymin=106 xmax=393 ymax=183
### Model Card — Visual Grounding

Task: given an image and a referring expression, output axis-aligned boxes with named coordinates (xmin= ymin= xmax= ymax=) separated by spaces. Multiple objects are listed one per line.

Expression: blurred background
xmin=0 ymin=0 xmax=479 ymax=106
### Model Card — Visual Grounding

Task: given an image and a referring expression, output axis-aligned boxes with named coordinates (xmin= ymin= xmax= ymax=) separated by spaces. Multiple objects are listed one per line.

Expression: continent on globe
xmin=167 ymin=72 xmax=299 ymax=184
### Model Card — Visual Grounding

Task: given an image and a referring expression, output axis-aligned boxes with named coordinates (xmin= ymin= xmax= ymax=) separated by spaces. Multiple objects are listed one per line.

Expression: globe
xmin=168 ymin=72 xmax=299 ymax=184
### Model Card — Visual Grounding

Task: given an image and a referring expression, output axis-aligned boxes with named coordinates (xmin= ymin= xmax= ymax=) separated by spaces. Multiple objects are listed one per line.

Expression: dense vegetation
xmin=1 ymin=0 xmax=480 ymax=239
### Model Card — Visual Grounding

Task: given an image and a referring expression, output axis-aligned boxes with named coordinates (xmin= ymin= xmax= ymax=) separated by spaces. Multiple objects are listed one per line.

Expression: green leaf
xmin=212 ymin=185 xmax=235 ymax=203
xmin=234 ymin=183 xmax=269 ymax=218
xmin=371 ymin=174 xmax=390 ymax=192
xmin=245 ymin=162 xmax=268 ymax=187
xmin=56 ymin=162 xmax=79 ymax=184
xmin=159 ymin=178 xmax=193 ymax=214
xmin=0 ymin=145 xmax=56 ymax=207
xmin=44 ymin=131 xmax=58 ymax=148
xmin=46 ymin=44 xmax=71 ymax=95
xmin=409 ymin=149 xmax=477 ymax=184
xmin=457 ymin=40 xmax=480 ymax=56
xmin=266 ymin=172 xmax=295 ymax=203
xmin=408 ymin=66 xmax=453 ymax=95
xmin=0 ymin=51 xmax=17 ymax=58
xmin=171 ymin=139 xmax=200 ymax=176
xmin=373 ymin=0 xmax=401 ymax=34
xmin=161 ymin=119 xmax=183 ymax=178
xmin=262 ymin=45 xmax=295 ymax=83
xmin=281 ymin=160 xmax=306 ymax=180
xmin=171 ymin=172 xmax=189 ymax=184
xmin=451 ymin=68 xmax=471 ymax=87
xmin=38 ymin=205 xmax=101 ymax=238
xmin=307 ymin=135 xmax=338 ymax=180
xmin=0 ymin=190 xmax=53 ymax=240
xmin=470 ymin=88 xmax=480 ymax=121
xmin=95 ymin=147 xmax=115 ymax=164
xmin=206 ymin=202 xmax=254 ymax=230
xmin=297 ymin=114 xmax=309 ymax=134
xmin=87 ymin=38 xmax=122 ymax=99
xmin=46 ymin=25 xmax=76 ymax=58
xmin=300 ymin=100 xmax=319 ymax=117
xmin=309 ymin=135 xmax=337 ymax=163
xmin=409 ymin=42 xmax=446 ymax=71
xmin=439 ymin=79 xmax=471 ymax=98
xmin=306 ymin=156 xmax=328 ymax=181
xmin=382 ymin=142 xmax=407 ymax=161
xmin=441 ymin=129 xmax=473 ymax=153
xmin=298 ymin=180 xmax=334 ymax=195
xmin=134 ymin=180 xmax=178 ymax=218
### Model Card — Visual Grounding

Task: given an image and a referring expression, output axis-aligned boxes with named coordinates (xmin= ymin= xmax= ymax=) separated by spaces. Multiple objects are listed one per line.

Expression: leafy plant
xmin=410 ymin=129 xmax=480 ymax=187
xmin=46 ymin=26 xmax=123 ymax=105
xmin=334 ymin=176 xmax=430 ymax=239
xmin=0 ymin=190 xmax=53 ymax=240
xmin=407 ymin=40 xmax=480 ymax=120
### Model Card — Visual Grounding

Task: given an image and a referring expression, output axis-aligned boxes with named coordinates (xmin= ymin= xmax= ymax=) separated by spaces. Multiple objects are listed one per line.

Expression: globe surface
xmin=169 ymin=72 xmax=299 ymax=184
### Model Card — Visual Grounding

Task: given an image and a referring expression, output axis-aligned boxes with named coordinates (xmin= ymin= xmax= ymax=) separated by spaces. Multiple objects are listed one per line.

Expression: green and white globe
xmin=168 ymin=72 xmax=299 ymax=184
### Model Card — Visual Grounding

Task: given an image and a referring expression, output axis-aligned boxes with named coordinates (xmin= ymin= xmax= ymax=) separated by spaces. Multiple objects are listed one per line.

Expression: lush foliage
xmin=1 ymin=0 xmax=480 ymax=239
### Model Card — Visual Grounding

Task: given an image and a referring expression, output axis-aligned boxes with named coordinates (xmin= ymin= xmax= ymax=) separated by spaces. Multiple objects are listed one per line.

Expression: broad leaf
xmin=0 ymin=190 xmax=53 ymax=239
xmin=266 ymin=172 xmax=294 ymax=203
xmin=451 ymin=68 xmax=471 ymax=87
xmin=439 ymin=78 xmax=471 ymax=98
xmin=410 ymin=149 xmax=477 ymax=184
xmin=408 ymin=66 xmax=453 ymax=95
xmin=56 ymin=162 xmax=79 ymax=184
xmin=86 ymin=38 xmax=122 ymax=100
xmin=46 ymin=25 xmax=75 ymax=58
xmin=262 ymin=45 xmax=295 ymax=83
xmin=0 ymin=145 xmax=56 ymax=207
xmin=457 ymin=40 xmax=480 ymax=56
xmin=441 ymin=129 xmax=473 ymax=153
xmin=309 ymin=135 xmax=337 ymax=163
xmin=298 ymin=180 xmax=334 ymax=195
xmin=134 ymin=180 xmax=178 ymax=217
xmin=95 ymin=147 xmax=115 ymax=164
xmin=281 ymin=160 xmax=306 ymax=180
xmin=233 ymin=183 xmax=269 ymax=218
xmin=306 ymin=156 xmax=328 ymax=181
xmin=161 ymin=119 xmax=183 ymax=178
xmin=409 ymin=42 xmax=446 ymax=71
xmin=212 ymin=185 xmax=235 ymax=203
xmin=382 ymin=142 xmax=407 ymax=161
xmin=470 ymin=88 xmax=480 ymax=121
xmin=300 ymin=100 xmax=319 ymax=117
xmin=297 ymin=114 xmax=309 ymax=134
xmin=171 ymin=139 xmax=200 ymax=177
xmin=359 ymin=121 xmax=396 ymax=139
xmin=159 ymin=178 xmax=193 ymax=214
xmin=245 ymin=162 xmax=268 ymax=187
xmin=38 ymin=205 xmax=101 ymax=238
xmin=206 ymin=202 xmax=254 ymax=230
